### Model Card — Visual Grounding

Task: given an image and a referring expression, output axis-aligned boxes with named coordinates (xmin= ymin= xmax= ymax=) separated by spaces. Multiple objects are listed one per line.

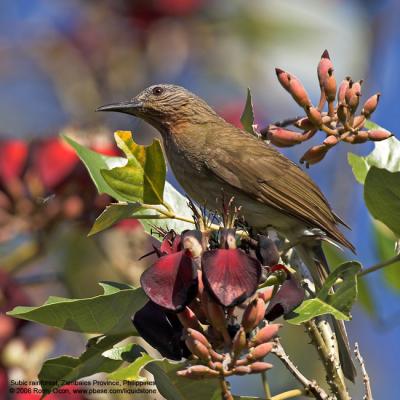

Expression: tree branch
xmin=271 ymin=338 xmax=329 ymax=400
xmin=358 ymin=253 xmax=400 ymax=277
xmin=272 ymin=389 xmax=311 ymax=400
xmin=354 ymin=342 xmax=373 ymax=400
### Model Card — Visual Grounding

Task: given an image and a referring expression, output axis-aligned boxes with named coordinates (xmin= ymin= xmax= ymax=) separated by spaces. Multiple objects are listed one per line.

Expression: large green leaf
xmin=322 ymin=243 xmax=375 ymax=315
xmin=240 ymin=88 xmax=256 ymax=135
xmin=364 ymin=167 xmax=400 ymax=238
xmin=287 ymin=262 xmax=361 ymax=324
xmin=7 ymin=282 xmax=147 ymax=336
xmin=101 ymin=131 xmax=166 ymax=204
xmin=348 ymin=124 xmax=400 ymax=184
xmin=63 ymin=135 xmax=127 ymax=201
xmin=38 ymin=335 xmax=124 ymax=397
xmin=374 ymin=221 xmax=400 ymax=292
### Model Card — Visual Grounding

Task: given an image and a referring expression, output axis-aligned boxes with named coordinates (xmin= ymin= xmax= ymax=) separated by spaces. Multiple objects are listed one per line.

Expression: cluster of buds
xmin=261 ymin=50 xmax=393 ymax=167
xmin=133 ymin=222 xmax=305 ymax=390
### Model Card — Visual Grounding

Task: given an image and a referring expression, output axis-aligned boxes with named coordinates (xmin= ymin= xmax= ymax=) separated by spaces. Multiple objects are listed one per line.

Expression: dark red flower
xmin=0 ymin=140 xmax=28 ymax=185
xmin=132 ymin=301 xmax=190 ymax=361
xmin=202 ymin=249 xmax=261 ymax=307
xmin=140 ymin=250 xmax=198 ymax=312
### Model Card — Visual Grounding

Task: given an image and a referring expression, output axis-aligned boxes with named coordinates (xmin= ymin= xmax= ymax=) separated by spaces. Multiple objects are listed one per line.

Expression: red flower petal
xmin=33 ymin=137 xmax=78 ymax=189
xmin=140 ymin=250 xmax=198 ymax=311
xmin=202 ymin=249 xmax=261 ymax=307
xmin=160 ymin=230 xmax=182 ymax=254
xmin=0 ymin=140 xmax=28 ymax=184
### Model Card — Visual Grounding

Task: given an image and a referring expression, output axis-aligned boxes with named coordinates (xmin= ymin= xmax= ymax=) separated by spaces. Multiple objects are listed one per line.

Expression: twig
xmin=272 ymin=389 xmax=311 ymax=400
xmin=304 ymin=321 xmax=350 ymax=400
xmin=261 ymin=371 xmax=272 ymax=400
xmin=219 ymin=376 xmax=233 ymax=400
xmin=271 ymin=338 xmax=329 ymax=400
xmin=358 ymin=253 xmax=400 ymax=277
xmin=270 ymin=116 xmax=304 ymax=128
xmin=354 ymin=343 xmax=373 ymax=400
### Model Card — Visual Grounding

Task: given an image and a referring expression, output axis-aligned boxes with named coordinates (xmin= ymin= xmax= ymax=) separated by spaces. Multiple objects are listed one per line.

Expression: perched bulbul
xmin=97 ymin=84 xmax=356 ymax=380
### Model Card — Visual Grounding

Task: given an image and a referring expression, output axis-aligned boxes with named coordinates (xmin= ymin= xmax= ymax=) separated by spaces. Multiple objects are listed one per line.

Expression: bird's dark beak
xmin=96 ymin=98 xmax=144 ymax=116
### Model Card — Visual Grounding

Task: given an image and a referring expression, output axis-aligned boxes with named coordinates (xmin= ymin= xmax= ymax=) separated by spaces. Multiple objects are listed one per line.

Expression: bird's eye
xmin=152 ymin=86 xmax=164 ymax=96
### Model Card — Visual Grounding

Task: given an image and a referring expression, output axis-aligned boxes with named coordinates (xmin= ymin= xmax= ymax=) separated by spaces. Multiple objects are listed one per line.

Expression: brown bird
xmin=97 ymin=84 xmax=356 ymax=380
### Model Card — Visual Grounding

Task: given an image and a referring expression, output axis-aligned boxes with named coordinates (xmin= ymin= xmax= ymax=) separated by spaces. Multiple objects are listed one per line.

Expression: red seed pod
xmin=249 ymin=361 xmax=273 ymax=374
xmin=267 ymin=126 xmax=306 ymax=147
xmin=336 ymin=103 xmax=348 ymax=126
xmin=185 ymin=337 xmax=211 ymax=361
xmin=317 ymin=49 xmax=333 ymax=88
xmin=247 ymin=342 xmax=274 ymax=362
xmin=178 ymin=306 xmax=202 ymax=331
xmin=305 ymin=106 xmax=323 ymax=127
xmin=250 ymin=324 xmax=282 ymax=347
xmin=287 ymin=75 xmax=312 ymax=108
xmin=233 ymin=365 xmax=252 ymax=375
xmin=362 ymin=93 xmax=381 ymax=118
xmin=294 ymin=117 xmax=314 ymax=131
xmin=323 ymin=135 xmax=339 ymax=147
xmin=242 ymin=298 xmax=265 ymax=333
xmin=337 ymin=77 xmax=351 ymax=104
xmin=299 ymin=145 xmax=329 ymax=167
xmin=232 ymin=327 xmax=247 ymax=358
xmin=186 ymin=328 xmax=211 ymax=349
xmin=323 ymin=68 xmax=337 ymax=102
xmin=177 ymin=365 xmax=219 ymax=378
xmin=275 ymin=68 xmax=291 ymax=91
xmin=258 ymin=288 xmax=274 ymax=303
xmin=368 ymin=130 xmax=393 ymax=141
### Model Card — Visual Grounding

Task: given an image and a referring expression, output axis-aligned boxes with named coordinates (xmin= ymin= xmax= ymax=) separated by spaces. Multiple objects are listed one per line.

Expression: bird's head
xmin=97 ymin=84 xmax=219 ymax=133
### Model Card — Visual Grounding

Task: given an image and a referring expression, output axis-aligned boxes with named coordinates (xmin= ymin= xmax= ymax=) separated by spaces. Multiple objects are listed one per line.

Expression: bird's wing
xmin=204 ymin=129 xmax=353 ymax=250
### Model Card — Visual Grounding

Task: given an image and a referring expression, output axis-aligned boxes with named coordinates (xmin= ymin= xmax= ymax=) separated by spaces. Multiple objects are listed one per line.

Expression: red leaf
xmin=202 ymin=249 xmax=261 ymax=307
xmin=140 ymin=250 xmax=198 ymax=311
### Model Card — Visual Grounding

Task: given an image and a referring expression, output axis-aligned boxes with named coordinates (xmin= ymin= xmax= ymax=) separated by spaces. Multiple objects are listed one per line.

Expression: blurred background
xmin=0 ymin=0 xmax=399 ymax=399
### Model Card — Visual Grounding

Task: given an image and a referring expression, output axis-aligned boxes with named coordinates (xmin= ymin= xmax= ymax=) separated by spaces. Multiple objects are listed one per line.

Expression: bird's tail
xmin=296 ymin=243 xmax=357 ymax=382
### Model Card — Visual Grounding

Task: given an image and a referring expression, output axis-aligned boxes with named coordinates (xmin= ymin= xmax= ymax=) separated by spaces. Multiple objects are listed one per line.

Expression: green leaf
xmin=322 ymin=243 xmax=375 ymax=314
xmin=38 ymin=335 xmax=124 ymax=397
xmin=287 ymin=262 xmax=361 ymax=324
xmin=240 ymin=88 xmax=256 ymax=135
xmin=348 ymin=130 xmax=400 ymax=184
xmin=108 ymin=352 xmax=154 ymax=382
xmin=101 ymin=131 xmax=166 ymax=204
xmin=374 ymin=221 xmax=400 ymax=292
xmin=104 ymin=345 xmax=221 ymax=400
xmin=63 ymin=135 xmax=127 ymax=201
xmin=7 ymin=282 xmax=147 ymax=336
xmin=364 ymin=167 xmax=400 ymax=238
xmin=89 ymin=203 xmax=142 ymax=236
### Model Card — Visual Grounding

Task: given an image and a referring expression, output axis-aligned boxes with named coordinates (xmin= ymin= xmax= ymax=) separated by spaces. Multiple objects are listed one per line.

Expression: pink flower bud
xmin=184 ymin=337 xmax=211 ymax=361
xmin=323 ymin=135 xmax=339 ymax=147
xmin=368 ymin=130 xmax=393 ymax=141
xmin=343 ymin=131 xmax=369 ymax=144
xmin=294 ymin=117 xmax=314 ymax=131
xmin=275 ymin=68 xmax=291 ymax=91
xmin=178 ymin=306 xmax=202 ymax=331
xmin=317 ymin=49 xmax=333 ymax=88
xmin=247 ymin=342 xmax=274 ymax=362
xmin=299 ymin=145 xmax=329 ymax=167
xmin=362 ymin=93 xmax=380 ymax=118
xmin=233 ymin=365 xmax=252 ymax=375
xmin=177 ymin=365 xmax=219 ymax=378
xmin=353 ymin=115 xmax=366 ymax=129
xmin=337 ymin=77 xmax=350 ymax=104
xmin=323 ymin=68 xmax=337 ymax=102
xmin=336 ymin=103 xmax=348 ymax=125
xmin=186 ymin=328 xmax=211 ymax=349
xmin=249 ymin=361 xmax=273 ymax=373
xmin=207 ymin=300 xmax=228 ymax=337
xmin=267 ymin=126 xmax=306 ymax=147
xmin=232 ymin=327 xmax=247 ymax=358
xmin=209 ymin=349 xmax=224 ymax=361
xmin=288 ymin=74 xmax=311 ymax=108
xmin=258 ymin=288 xmax=274 ymax=303
xmin=242 ymin=297 xmax=266 ymax=333
xmin=305 ymin=106 xmax=323 ymax=127
xmin=345 ymin=80 xmax=362 ymax=112
xmin=209 ymin=361 xmax=223 ymax=371
xmin=250 ymin=324 xmax=281 ymax=347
